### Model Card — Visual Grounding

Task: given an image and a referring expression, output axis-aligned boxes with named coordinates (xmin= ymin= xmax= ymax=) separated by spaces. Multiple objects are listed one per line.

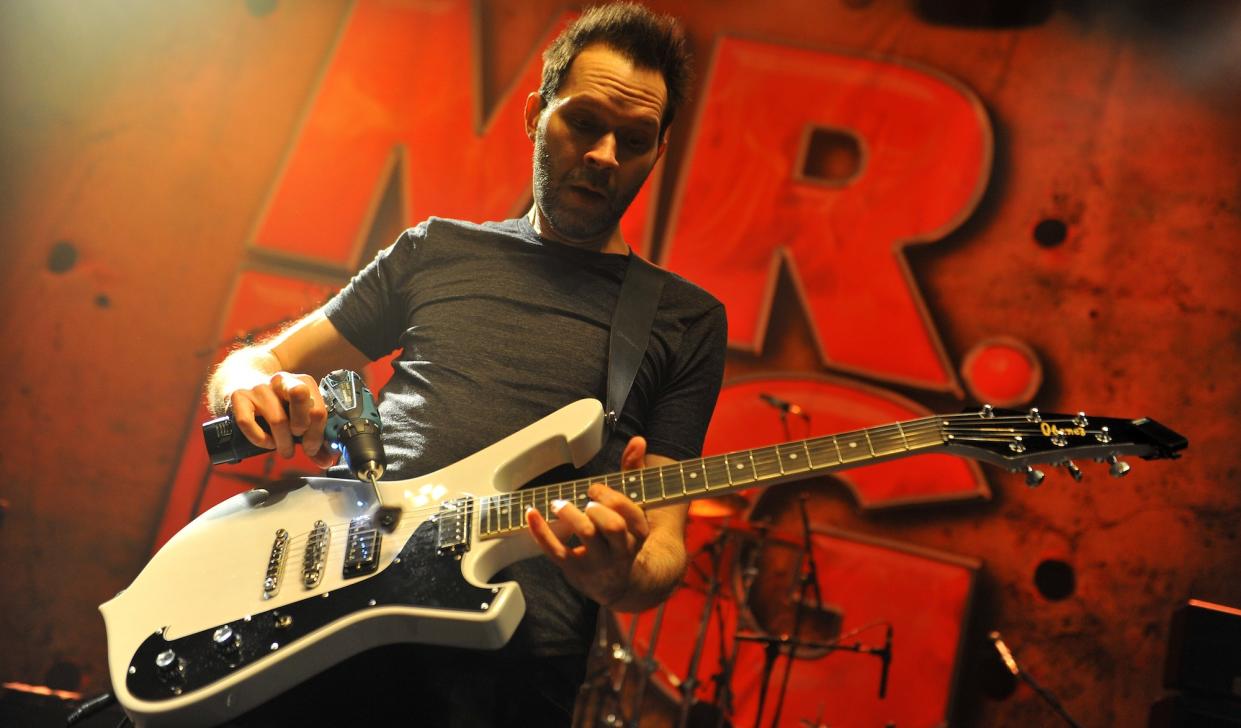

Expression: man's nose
xmin=584 ymin=132 xmax=619 ymax=170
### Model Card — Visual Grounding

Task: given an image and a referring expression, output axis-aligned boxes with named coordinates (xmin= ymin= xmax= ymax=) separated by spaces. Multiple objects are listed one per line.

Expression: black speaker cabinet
xmin=1165 ymin=599 xmax=1241 ymax=700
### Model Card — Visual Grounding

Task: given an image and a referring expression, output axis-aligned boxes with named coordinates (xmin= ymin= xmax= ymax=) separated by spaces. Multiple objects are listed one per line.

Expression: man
xmin=208 ymin=3 xmax=725 ymax=724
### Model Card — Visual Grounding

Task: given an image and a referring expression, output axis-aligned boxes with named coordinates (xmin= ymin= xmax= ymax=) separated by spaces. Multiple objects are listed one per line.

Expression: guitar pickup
xmin=342 ymin=515 xmax=381 ymax=578
xmin=435 ymin=498 xmax=472 ymax=556
xmin=301 ymin=520 xmax=330 ymax=588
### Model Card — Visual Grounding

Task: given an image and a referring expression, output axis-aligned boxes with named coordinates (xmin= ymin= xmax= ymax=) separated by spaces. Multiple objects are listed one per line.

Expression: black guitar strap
xmin=605 ymin=252 xmax=667 ymax=432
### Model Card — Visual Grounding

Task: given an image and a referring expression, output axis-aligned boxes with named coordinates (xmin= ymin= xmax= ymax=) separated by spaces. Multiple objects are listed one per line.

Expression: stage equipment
xmin=1164 ymin=599 xmax=1241 ymax=699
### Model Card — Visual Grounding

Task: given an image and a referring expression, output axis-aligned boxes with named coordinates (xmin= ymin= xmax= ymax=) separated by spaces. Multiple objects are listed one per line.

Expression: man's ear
xmin=654 ymin=126 xmax=671 ymax=163
xmin=523 ymin=92 xmax=545 ymax=142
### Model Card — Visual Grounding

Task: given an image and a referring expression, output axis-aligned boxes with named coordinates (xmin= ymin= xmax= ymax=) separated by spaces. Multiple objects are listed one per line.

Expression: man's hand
xmin=228 ymin=371 xmax=337 ymax=468
xmin=527 ymin=436 xmax=689 ymax=610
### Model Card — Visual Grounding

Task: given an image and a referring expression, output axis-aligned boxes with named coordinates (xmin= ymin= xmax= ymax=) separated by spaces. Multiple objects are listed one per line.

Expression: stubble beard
xmin=532 ymin=126 xmax=644 ymax=247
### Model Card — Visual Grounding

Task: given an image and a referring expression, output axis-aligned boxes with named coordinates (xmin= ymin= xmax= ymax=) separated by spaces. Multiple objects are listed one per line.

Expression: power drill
xmin=202 ymin=369 xmax=386 ymax=484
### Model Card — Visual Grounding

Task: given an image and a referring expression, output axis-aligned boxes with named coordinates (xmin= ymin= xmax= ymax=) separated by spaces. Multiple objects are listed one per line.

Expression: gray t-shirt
xmin=324 ymin=215 xmax=726 ymax=656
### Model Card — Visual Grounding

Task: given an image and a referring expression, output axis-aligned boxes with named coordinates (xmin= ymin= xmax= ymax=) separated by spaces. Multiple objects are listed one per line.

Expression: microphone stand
xmin=731 ymin=632 xmax=892 ymax=725
xmin=768 ymin=495 xmax=823 ymax=728
xmin=990 ymin=632 xmax=1083 ymax=728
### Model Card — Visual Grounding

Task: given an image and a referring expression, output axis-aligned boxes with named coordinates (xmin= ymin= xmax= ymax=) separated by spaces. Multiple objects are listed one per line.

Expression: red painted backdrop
xmin=1 ymin=1 xmax=1238 ymax=726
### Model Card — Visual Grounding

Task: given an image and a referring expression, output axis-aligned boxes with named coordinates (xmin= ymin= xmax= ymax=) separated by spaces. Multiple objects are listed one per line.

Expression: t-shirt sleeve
xmin=643 ymin=302 xmax=727 ymax=462
xmin=322 ymin=224 xmax=425 ymax=361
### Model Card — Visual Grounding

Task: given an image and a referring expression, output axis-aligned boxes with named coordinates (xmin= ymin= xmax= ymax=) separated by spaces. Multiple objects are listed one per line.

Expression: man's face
xmin=528 ymin=45 xmax=668 ymax=248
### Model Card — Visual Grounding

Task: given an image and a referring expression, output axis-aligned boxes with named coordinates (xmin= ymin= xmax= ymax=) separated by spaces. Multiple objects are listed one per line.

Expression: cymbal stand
xmin=711 ymin=520 xmax=770 ymax=728
xmin=773 ymin=495 xmax=826 ymax=726
xmin=676 ymin=523 xmax=732 ymax=728
xmin=626 ymin=601 xmax=667 ymax=728
xmin=576 ymin=608 xmax=638 ymax=728
xmin=758 ymin=494 xmax=823 ymax=728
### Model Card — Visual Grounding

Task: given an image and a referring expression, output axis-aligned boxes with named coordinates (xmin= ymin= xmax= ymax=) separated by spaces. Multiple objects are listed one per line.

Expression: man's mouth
xmin=569 ymin=184 xmax=608 ymax=201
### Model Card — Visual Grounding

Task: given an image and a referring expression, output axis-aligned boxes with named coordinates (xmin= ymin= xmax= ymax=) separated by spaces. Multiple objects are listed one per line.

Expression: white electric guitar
xmin=100 ymin=399 xmax=1185 ymax=726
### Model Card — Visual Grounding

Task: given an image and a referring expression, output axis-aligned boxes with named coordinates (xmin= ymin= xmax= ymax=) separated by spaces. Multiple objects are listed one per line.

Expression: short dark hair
xmin=539 ymin=2 xmax=692 ymax=135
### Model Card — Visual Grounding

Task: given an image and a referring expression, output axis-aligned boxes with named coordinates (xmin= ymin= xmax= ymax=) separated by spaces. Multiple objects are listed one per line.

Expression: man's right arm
xmin=206 ymin=308 xmax=371 ymax=466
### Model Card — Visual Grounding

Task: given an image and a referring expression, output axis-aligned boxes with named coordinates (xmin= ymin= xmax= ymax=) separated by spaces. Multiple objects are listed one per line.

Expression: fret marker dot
xmin=628 ymin=475 xmax=636 ymax=482
xmin=789 ymin=453 xmax=798 ymax=459
xmin=849 ymin=442 xmax=858 ymax=448
xmin=629 ymin=492 xmax=638 ymax=499
xmin=689 ymin=472 xmax=698 ymax=478
xmin=735 ymin=463 xmax=744 ymax=470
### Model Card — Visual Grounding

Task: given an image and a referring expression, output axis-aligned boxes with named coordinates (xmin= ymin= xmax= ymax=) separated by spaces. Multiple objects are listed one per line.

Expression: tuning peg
xmin=1064 ymin=461 xmax=1083 ymax=481
xmin=1027 ymin=408 xmax=1042 ymax=423
xmin=980 ymin=404 xmax=995 ymax=419
xmin=1108 ymin=455 xmax=1131 ymax=478
xmin=1008 ymin=435 xmax=1025 ymax=453
xmin=1024 ymin=466 xmax=1045 ymax=487
xmin=1073 ymin=411 xmax=1088 ymax=427
xmin=1095 ymin=426 xmax=1111 ymax=444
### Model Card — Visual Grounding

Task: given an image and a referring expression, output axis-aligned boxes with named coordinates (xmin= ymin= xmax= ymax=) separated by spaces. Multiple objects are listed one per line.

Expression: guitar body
xmin=100 ymin=398 xmax=607 ymax=728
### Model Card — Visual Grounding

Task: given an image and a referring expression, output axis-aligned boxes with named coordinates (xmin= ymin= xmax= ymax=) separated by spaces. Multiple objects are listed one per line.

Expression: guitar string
xmin=260 ymin=414 xmax=1112 ymax=567
xmin=267 ymin=414 xmax=1100 ymax=561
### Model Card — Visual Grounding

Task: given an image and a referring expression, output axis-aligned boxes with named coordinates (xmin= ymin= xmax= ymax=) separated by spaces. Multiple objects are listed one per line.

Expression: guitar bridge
xmin=262 ymin=529 xmax=289 ymax=599
xmin=436 ymin=498 xmax=472 ymax=556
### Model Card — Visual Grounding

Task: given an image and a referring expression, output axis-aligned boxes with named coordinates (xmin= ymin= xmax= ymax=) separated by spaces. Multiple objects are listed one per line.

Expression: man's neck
xmin=526 ymin=206 xmax=630 ymax=256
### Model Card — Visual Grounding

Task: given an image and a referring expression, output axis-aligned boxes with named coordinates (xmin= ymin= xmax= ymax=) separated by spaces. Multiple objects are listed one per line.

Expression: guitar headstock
xmin=940 ymin=406 xmax=1188 ymax=486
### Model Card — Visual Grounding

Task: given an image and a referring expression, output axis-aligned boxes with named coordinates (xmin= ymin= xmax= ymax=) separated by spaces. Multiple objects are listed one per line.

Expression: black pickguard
xmin=126 ymin=517 xmax=494 ymax=701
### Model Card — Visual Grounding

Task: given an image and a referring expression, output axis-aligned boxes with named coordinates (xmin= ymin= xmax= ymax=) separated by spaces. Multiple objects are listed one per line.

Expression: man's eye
xmin=626 ymin=136 xmax=651 ymax=151
xmin=569 ymin=116 xmax=596 ymax=131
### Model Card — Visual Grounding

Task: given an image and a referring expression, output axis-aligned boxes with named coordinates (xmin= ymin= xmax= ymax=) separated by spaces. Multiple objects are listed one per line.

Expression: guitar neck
xmin=476 ymin=416 xmax=946 ymax=539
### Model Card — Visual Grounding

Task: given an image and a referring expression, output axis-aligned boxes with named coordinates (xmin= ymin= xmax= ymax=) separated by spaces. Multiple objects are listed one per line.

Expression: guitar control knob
xmin=1064 ymin=461 xmax=1083 ymax=482
xmin=1024 ymin=466 xmax=1045 ymax=487
xmin=155 ymin=649 xmax=186 ymax=689
xmin=1108 ymin=455 xmax=1131 ymax=478
xmin=213 ymin=625 xmax=241 ymax=655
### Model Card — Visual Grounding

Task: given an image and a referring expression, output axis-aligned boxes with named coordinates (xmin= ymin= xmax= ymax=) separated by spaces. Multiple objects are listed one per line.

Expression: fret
xmin=752 ymin=445 xmax=782 ymax=479
xmin=618 ymin=470 xmax=643 ymax=503
xmin=702 ymin=455 xmax=730 ymax=492
xmin=683 ymin=458 xmax=710 ymax=496
xmin=836 ymin=431 xmax=872 ymax=464
xmin=481 ymin=501 xmax=496 ymax=535
xmin=776 ymin=442 xmax=812 ymax=475
xmin=518 ymin=490 xmax=533 ymax=527
xmin=659 ymin=463 xmax=686 ymax=503
xmin=883 ymin=424 xmax=913 ymax=453
xmin=806 ymin=436 xmax=842 ymax=466
xmin=532 ymin=487 xmax=549 ymax=523
xmin=497 ymin=494 xmax=511 ymax=532
xmin=863 ymin=428 xmax=876 ymax=457
xmin=724 ymin=451 xmax=758 ymax=485
xmin=572 ymin=480 xmax=591 ymax=509
xmin=801 ymin=440 xmax=815 ymax=469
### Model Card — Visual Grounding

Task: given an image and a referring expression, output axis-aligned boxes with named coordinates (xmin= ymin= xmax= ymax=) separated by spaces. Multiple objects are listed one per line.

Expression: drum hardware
xmin=706 ymin=518 xmax=772 ymax=728
xmin=688 ymin=492 xmax=753 ymax=520
xmin=750 ymin=494 xmax=823 ymax=728
xmin=675 ymin=518 xmax=741 ymax=728
xmin=626 ymin=601 xmax=668 ymax=728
